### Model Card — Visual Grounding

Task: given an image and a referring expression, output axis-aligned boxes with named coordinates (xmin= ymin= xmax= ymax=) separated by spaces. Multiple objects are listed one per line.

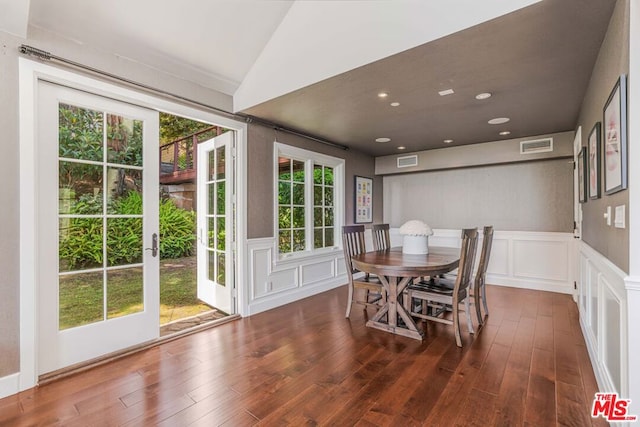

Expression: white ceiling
xmin=21 ymin=0 xmax=539 ymax=109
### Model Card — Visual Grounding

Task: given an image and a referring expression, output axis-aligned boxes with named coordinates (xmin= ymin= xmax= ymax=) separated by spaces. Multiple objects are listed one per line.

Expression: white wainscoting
xmin=577 ymin=241 xmax=628 ymax=399
xmin=0 ymin=373 xmax=19 ymax=400
xmin=245 ymin=238 xmax=347 ymax=315
xmin=391 ymin=228 xmax=575 ymax=294
xmin=245 ymin=229 xmax=575 ymax=316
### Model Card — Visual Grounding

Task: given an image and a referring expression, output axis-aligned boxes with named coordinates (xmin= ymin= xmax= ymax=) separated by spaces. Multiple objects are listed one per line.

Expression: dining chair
xmin=428 ymin=226 xmax=494 ymax=326
xmin=342 ymin=225 xmax=383 ymax=318
xmin=406 ymin=228 xmax=479 ymax=347
xmin=371 ymin=223 xmax=391 ymax=251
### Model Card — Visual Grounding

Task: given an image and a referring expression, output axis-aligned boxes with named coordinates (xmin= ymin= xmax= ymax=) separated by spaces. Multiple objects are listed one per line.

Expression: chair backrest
xmin=475 ymin=225 xmax=494 ymax=284
xmin=342 ymin=225 xmax=367 ymax=276
xmin=371 ymin=223 xmax=391 ymax=251
xmin=452 ymin=228 xmax=479 ymax=297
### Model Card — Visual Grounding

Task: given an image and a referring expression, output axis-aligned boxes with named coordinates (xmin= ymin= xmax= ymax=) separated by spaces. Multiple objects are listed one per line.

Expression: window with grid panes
xmin=276 ymin=143 xmax=343 ymax=257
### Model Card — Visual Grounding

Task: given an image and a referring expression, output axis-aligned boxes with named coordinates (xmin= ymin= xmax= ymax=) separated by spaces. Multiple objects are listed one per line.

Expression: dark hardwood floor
xmin=0 ymin=285 xmax=606 ymax=426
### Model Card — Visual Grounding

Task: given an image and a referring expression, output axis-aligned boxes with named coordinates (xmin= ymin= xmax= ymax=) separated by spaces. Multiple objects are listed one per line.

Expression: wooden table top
xmin=351 ymin=246 xmax=460 ymax=277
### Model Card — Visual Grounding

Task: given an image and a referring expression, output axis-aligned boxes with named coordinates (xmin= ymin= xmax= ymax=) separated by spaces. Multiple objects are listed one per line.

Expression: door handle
xmin=145 ymin=233 xmax=158 ymax=257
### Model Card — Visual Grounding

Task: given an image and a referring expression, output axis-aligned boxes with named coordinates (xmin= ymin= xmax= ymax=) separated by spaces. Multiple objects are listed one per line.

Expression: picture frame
xmin=354 ymin=176 xmax=373 ymax=223
xmin=603 ymin=75 xmax=627 ymax=195
xmin=578 ymin=147 xmax=587 ymax=203
xmin=588 ymin=122 xmax=601 ymax=199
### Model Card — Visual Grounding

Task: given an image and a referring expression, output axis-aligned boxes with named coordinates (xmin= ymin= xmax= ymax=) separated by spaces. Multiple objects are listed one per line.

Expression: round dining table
xmin=351 ymin=246 xmax=460 ymax=340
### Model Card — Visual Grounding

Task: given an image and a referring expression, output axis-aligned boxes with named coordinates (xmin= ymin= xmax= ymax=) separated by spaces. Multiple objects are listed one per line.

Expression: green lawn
xmin=58 ymin=256 xmax=213 ymax=330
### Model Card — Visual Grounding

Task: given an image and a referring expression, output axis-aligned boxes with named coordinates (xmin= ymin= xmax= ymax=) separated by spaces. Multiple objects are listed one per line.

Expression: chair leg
xmin=345 ymin=284 xmax=354 ymax=318
xmin=453 ymin=301 xmax=462 ymax=347
xmin=465 ymin=296 xmax=474 ymax=334
xmin=474 ymin=290 xmax=483 ymax=326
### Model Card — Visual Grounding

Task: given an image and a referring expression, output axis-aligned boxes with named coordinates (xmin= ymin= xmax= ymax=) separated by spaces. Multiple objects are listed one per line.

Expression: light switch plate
xmin=606 ymin=206 xmax=612 ymax=226
xmin=614 ymin=205 xmax=625 ymax=229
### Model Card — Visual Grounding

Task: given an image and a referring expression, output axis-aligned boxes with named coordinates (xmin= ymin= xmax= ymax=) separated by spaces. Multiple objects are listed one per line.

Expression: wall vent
xmin=397 ymin=155 xmax=418 ymax=168
xmin=520 ymin=137 xmax=553 ymax=154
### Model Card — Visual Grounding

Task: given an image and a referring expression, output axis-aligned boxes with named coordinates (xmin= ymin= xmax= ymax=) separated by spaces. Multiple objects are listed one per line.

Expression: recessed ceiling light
xmin=438 ymin=89 xmax=455 ymax=96
xmin=499 ymin=131 xmax=511 ymax=136
xmin=390 ymin=102 xmax=400 ymax=107
xmin=444 ymin=139 xmax=453 ymax=144
xmin=475 ymin=92 xmax=492 ymax=100
xmin=375 ymin=137 xmax=391 ymax=143
xmin=378 ymin=92 xmax=388 ymax=98
xmin=488 ymin=117 xmax=510 ymax=125
xmin=397 ymin=146 xmax=406 ymax=150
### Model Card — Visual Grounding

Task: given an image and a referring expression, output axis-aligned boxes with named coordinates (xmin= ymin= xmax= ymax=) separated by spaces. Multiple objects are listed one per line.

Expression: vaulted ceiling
xmin=2 ymin=0 xmax=617 ymax=156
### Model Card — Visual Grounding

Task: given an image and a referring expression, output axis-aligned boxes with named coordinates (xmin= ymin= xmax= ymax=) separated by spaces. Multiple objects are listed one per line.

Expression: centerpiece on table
xmin=399 ymin=220 xmax=433 ymax=254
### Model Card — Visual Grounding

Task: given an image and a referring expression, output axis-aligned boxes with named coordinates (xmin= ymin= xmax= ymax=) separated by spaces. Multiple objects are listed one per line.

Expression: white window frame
xmin=274 ymin=142 xmax=344 ymax=261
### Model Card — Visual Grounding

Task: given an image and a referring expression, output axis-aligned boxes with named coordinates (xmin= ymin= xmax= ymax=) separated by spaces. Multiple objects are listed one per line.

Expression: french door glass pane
xmin=58 ymin=104 xmax=103 ymax=161
xmin=106 ymin=168 xmax=143 ymax=214
xmin=208 ymin=251 xmax=216 ymax=282
xmin=59 ymin=218 xmax=103 ymax=272
xmin=218 ymin=253 xmax=226 ymax=286
xmin=106 ymin=218 xmax=143 ymax=266
xmin=58 ymin=162 xmax=103 ymax=214
xmin=59 ymin=271 xmax=104 ymax=330
xmin=106 ymin=114 xmax=143 ymax=166
xmin=107 ymin=267 xmax=143 ymax=319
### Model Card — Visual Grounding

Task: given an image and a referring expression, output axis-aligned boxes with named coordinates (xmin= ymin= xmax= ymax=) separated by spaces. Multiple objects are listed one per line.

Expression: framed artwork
xmin=354 ymin=176 xmax=373 ymax=223
xmin=578 ymin=147 xmax=587 ymax=203
xmin=588 ymin=122 xmax=601 ymax=199
xmin=603 ymin=75 xmax=627 ymax=194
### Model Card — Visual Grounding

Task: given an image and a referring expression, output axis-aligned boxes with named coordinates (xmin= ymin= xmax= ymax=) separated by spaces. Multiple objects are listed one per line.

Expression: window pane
xmin=314 ymin=185 xmax=323 ymax=205
xmin=106 ymin=114 xmax=143 ymax=166
xmin=218 ymin=253 xmax=226 ymax=286
xmin=208 ymin=150 xmax=216 ymax=180
xmin=292 ymin=183 xmax=305 ymax=205
xmin=292 ymin=207 xmax=305 ymax=228
xmin=325 ymin=208 xmax=334 ymax=227
xmin=208 ymin=250 xmax=216 ymax=282
xmin=314 ymin=207 xmax=323 ymax=227
xmin=313 ymin=164 xmax=323 ymax=184
xmin=292 ymin=160 xmax=305 ymax=182
xmin=217 ymin=218 xmax=225 ymax=251
xmin=59 ymin=162 xmax=103 ymax=215
xmin=278 ymin=157 xmax=291 ymax=179
xmin=59 ymin=271 xmax=104 ymax=330
xmin=278 ymin=206 xmax=291 ymax=228
xmin=216 ymin=146 xmax=225 ymax=180
xmin=106 ymin=168 xmax=143 ymax=214
xmin=208 ymin=218 xmax=216 ymax=248
xmin=278 ymin=181 xmax=290 ymax=205
xmin=107 ymin=267 xmax=143 ymax=319
xmin=106 ymin=218 xmax=143 ymax=267
xmin=59 ymin=104 xmax=103 ymax=162
xmin=324 ymin=167 xmax=334 ymax=185
xmin=208 ymin=183 xmax=215 ymax=215
xmin=314 ymin=228 xmax=323 ymax=249
xmin=325 ymin=187 xmax=334 ymax=207
xmin=59 ymin=218 xmax=103 ymax=272
xmin=325 ymin=228 xmax=334 ymax=247
xmin=292 ymin=229 xmax=305 ymax=252
xmin=217 ymin=181 xmax=225 ymax=215
xmin=279 ymin=230 xmax=291 ymax=253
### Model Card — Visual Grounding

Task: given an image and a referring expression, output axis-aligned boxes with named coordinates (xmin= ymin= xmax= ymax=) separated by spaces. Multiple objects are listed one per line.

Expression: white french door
xmin=37 ymin=81 xmax=160 ymax=374
xmin=197 ymin=132 xmax=235 ymax=314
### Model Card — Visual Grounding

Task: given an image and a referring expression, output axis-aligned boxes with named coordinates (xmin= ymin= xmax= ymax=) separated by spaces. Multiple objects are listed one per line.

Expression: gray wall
xmin=383 ymin=159 xmax=574 ymax=232
xmin=247 ymin=123 xmax=381 ymax=238
xmin=0 ymin=28 xmax=234 ymax=378
xmin=576 ymin=0 xmax=630 ymax=272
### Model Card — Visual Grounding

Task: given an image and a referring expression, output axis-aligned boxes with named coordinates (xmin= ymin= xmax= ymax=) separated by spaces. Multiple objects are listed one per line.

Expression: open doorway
xmin=157 ymin=113 xmax=232 ymax=336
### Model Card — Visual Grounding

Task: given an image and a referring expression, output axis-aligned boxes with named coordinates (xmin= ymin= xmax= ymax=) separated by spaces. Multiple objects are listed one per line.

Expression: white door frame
xmin=18 ymin=58 xmax=247 ymax=392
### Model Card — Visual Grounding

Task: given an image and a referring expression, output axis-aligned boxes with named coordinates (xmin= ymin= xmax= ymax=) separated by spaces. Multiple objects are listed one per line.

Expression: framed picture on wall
xmin=354 ymin=176 xmax=373 ymax=223
xmin=588 ymin=122 xmax=601 ymax=199
xmin=578 ymin=147 xmax=587 ymax=203
xmin=603 ymin=74 xmax=628 ymax=195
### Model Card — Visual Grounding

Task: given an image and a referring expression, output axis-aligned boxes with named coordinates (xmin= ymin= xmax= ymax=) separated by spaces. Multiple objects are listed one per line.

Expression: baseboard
xmin=0 ymin=373 xmax=19 ymax=399
xmin=486 ymin=275 xmax=573 ymax=294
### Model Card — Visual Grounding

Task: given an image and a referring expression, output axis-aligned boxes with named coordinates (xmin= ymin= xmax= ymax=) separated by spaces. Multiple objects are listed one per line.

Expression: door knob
xmin=145 ymin=233 xmax=158 ymax=257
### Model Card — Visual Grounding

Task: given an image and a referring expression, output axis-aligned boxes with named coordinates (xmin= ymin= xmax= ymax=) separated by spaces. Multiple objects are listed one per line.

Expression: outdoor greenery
xmin=60 ymin=192 xmax=196 ymax=270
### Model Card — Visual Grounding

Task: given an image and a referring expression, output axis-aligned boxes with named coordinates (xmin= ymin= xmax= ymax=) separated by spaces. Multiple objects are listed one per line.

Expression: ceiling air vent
xmin=520 ymin=137 xmax=553 ymax=154
xmin=397 ymin=155 xmax=418 ymax=168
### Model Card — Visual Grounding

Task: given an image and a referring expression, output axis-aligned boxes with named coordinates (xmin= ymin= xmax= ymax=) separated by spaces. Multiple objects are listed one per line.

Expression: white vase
xmin=402 ymin=235 xmax=429 ymax=254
